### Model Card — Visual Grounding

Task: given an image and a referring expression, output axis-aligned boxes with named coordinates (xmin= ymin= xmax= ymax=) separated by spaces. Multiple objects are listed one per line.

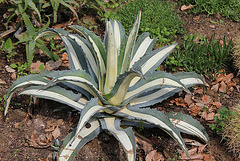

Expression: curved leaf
xmin=115 ymin=107 xmax=189 ymax=157
xmin=19 ymin=86 xmax=86 ymax=111
xmin=59 ymin=118 xmax=101 ymax=161
xmin=4 ymin=74 xmax=49 ymax=115
xmin=100 ymin=117 xmax=136 ymax=161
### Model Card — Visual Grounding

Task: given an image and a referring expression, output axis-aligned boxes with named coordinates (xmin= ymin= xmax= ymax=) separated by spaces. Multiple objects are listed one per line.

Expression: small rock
xmin=210 ymin=25 xmax=216 ymax=29
xmin=5 ymin=65 xmax=15 ymax=73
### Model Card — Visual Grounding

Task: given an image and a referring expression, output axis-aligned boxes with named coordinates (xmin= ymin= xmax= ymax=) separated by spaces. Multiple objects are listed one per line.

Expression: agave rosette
xmin=4 ymin=11 xmax=209 ymax=161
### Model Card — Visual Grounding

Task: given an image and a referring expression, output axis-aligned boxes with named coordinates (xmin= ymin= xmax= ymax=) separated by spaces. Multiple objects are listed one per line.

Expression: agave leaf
xmin=129 ymin=32 xmax=156 ymax=68
xmin=45 ymin=70 xmax=108 ymax=104
xmin=70 ymin=25 xmax=106 ymax=91
xmin=104 ymin=21 xmax=118 ymax=94
xmin=75 ymin=98 xmax=106 ymax=137
xmin=68 ymin=34 xmax=98 ymax=80
xmin=36 ymin=29 xmax=88 ymax=71
xmin=104 ymin=69 xmax=142 ymax=105
xmin=129 ymin=72 xmax=205 ymax=108
xmin=59 ymin=118 xmax=101 ymax=161
xmin=122 ymin=71 xmax=189 ymax=106
xmin=115 ymin=107 xmax=189 ymax=157
xmin=19 ymin=86 xmax=86 ymax=111
xmin=99 ymin=117 xmax=136 ymax=161
xmin=120 ymin=11 xmax=141 ymax=74
xmin=4 ymin=74 xmax=49 ymax=115
xmin=130 ymin=43 xmax=177 ymax=86
xmin=166 ymin=112 xmax=209 ymax=142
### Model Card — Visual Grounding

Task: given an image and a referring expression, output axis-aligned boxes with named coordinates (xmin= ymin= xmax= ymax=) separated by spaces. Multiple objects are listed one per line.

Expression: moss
xmin=222 ymin=104 xmax=240 ymax=158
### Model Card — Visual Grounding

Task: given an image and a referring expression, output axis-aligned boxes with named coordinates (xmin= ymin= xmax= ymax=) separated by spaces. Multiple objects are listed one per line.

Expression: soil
xmin=0 ymin=2 xmax=240 ymax=161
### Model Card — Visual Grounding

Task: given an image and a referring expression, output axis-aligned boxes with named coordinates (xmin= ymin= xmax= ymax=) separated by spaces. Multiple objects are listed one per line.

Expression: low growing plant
xmin=4 ymin=11 xmax=209 ymax=160
xmin=165 ymin=34 xmax=232 ymax=74
xmin=209 ymin=107 xmax=236 ymax=134
xmin=106 ymin=0 xmax=184 ymax=45
xmin=178 ymin=0 xmax=240 ymax=22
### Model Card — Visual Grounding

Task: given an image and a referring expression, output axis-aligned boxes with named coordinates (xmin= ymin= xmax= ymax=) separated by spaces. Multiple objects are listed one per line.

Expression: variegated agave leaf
xmin=4 ymin=10 xmax=209 ymax=161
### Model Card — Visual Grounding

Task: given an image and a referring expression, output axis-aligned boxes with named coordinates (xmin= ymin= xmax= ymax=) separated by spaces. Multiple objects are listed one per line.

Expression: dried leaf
xmin=184 ymin=138 xmax=204 ymax=146
xmin=204 ymin=154 xmax=216 ymax=161
xmin=5 ymin=65 xmax=15 ymax=73
xmin=222 ymin=73 xmax=233 ymax=83
xmin=180 ymin=147 xmax=198 ymax=159
xmin=0 ymin=79 xmax=6 ymax=84
xmin=52 ymin=126 xmax=61 ymax=139
xmin=181 ymin=4 xmax=194 ymax=11
xmin=188 ymin=104 xmax=202 ymax=115
xmin=135 ymin=135 xmax=153 ymax=154
xmin=11 ymin=72 xmax=17 ymax=80
xmin=193 ymin=16 xmax=200 ymax=20
xmin=206 ymin=112 xmax=216 ymax=121
xmin=212 ymin=102 xmax=222 ymax=107
xmin=194 ymin=87 xmax=204 ymax=94
xmin=219 ymin=81 xmax=227 ymax=93
xmin=170 ymin=98 xmax=187 ymax=107
xmin=146 ymin=150 xmax=164 ymax=161
xmin=31 ymin=61 xmax=44 ymax=73
xmin=211 ymin=83 xmax=219 ymax=92
xmin=201 ymin=111 xmax=208 ymax=120
xmin=202 ymin=95 xmax=212 ymax=104
xmin=184 ymin=94 xmax=193 ymax=106
xmin=216 ymin=73 xmax=225 ymax=83
xmin=46 ymin=60 xmax=62 ymax=71
xmin=198 ymin=144 xmax=207 ymax=153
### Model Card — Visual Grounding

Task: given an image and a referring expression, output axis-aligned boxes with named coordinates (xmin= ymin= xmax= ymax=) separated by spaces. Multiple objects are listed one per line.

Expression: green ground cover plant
xmin=165 ymin=34 xmax=232 ymax=74
xmin=4 ymin=12 xmax=209 ymax=161
xmin=178 ymin=0 xmax=240 ymax=22
xmin=106 ymin=0 xmax=184 ymax=46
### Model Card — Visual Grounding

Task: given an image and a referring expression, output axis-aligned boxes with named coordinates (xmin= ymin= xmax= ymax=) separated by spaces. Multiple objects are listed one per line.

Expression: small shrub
xmin=222 ymin=104 xmax=240 ymax=158
xmin=209 ymin=107 xmax=236 ymax=134
xmin=165 ymin=34 xmax=232 ymax=74
xmin=178 ymin=0 xmax=240 ymax=22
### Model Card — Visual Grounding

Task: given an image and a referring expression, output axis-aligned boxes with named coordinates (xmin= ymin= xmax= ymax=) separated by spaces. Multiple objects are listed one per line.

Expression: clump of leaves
xmin=165 ymin=34 xmax=232 ymax=74
xmin=106 ymin=0 xmax=184 ymax=45
xmin=4 ymin=11 xmax=209 ymax=160
xmin=222 ymin=104 xmax=240 ymax=158
xmin=209 ymin=107 xmax=236 ymax=133
xmin=0 ymin=38 xmax=17 ymax=62
xmin=178 ymin=0 xmax=240 ymax=21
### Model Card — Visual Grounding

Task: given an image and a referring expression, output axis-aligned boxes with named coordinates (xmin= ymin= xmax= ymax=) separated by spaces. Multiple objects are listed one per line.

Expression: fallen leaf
xmin=135 ymin=135 xmax=153 ymax=154
xmin=5 ymin=65 xmax=15 ymax=73
xmin=170 ymin=98 xmax=187 ymax=107
xmin=216 ymin=73 xmax=225 ymax=83
xmin=31 ymin=60 xmax=44 ymax=73
xmin=46 ymin=60 xmax=62 ymax=71
xmin=38 ymin=158 xmax=49 ymax=161
xmin=52 ymin=126 xmax=61 ymax=139
xmin=201 ymin=111 xmax=208 ymax=120
xmin=193 ymin=16 xmax=200 ymax=20
xmin=212 ymin=102 xmax=222 ymax=107
xmin=11 ymin=72 xmax=17 ymax=80
xmin=202 ymin=95 xmax=212 ymax=104
xmin=194 ymin=87 xmax=204 ymax=94
xmin=211 ymin=83 xmax=219 ymax=92
xmin=188 ymin=104 xmax=202 ymax=115
xmin=184 ymin=94 xmax=193 ymax=106
xmin=219 ymin=81 xmax=227 ymax=93
xmin=228 ymin=81 xmax=236 ymax=88
xmin=180 ymin=147 xmax=198 ymax=159
xmin=204 ymin=154 xmax=216 ymax=161
xmin=0 ymin=79 xmax=6 ymax=84
xmin=206 ymin=112 xmax=216 ymax=121
xmin=198 ymin=144 xmax=207 ymax=153
xmin=184 ymin=138 xmax=204 ymax=147
xmin=145 ymin=150 xmax=164 ymax=161
xmin=181 ymin=4 xmax=194 ymax=11
xmin=222 ymin=73 xmax=233 ymax=83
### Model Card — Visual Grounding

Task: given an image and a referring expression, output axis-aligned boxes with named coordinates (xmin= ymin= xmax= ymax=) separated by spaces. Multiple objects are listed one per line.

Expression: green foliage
xmin=1 ymin=38 xmax=17 ymax=62
xmin=5 ymin=12 xmax=209 ymax=161
xmin=107 ymin=0 xmax=184 ymax=45
xmin=209 ymin=107 xmax=236 ymax=133
xmin=10 ymin=62 xmax=28 ymax=78
xmin=178 ymin=0 xmax=240 ymax=21
xmin=165 ymin=34 xmax=232 ymax=74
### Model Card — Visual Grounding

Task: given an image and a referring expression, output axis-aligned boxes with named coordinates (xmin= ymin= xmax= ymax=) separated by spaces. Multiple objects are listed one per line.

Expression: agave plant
xmin=4 ymin=11 xmax=209 ymax=161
